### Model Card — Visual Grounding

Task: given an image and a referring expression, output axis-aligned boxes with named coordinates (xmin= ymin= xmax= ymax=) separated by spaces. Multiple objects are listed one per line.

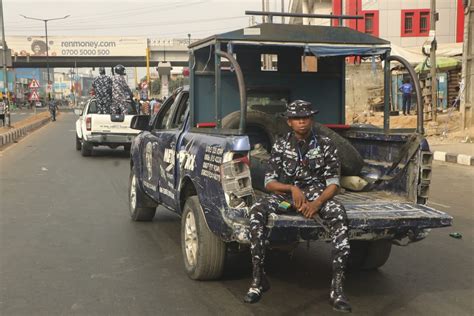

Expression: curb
xmin=0 ymin=116 xmax=51 ymax=148
xmin=433 ymin=151 xmax=474 ymax=166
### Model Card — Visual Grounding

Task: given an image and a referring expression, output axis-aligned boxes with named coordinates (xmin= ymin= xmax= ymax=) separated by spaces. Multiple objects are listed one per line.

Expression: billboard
xmin=6 ymin=36 xmax=147 ymax=57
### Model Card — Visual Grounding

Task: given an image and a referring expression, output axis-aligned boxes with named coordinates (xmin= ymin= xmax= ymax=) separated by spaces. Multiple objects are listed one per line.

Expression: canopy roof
xmin=190 ymin=23 xmax=391 ymax=57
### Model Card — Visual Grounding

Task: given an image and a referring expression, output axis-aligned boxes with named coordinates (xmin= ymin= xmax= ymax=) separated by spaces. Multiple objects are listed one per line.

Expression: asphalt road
xmin=0 ymin=113 xmax=473 ymax=315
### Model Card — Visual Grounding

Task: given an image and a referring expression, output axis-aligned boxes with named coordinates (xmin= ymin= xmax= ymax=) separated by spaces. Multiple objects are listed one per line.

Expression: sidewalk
xmin=430 ymin=142 xmax=474 ymax=166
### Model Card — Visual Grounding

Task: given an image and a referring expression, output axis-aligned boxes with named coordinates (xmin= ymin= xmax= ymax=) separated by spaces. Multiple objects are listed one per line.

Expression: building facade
xmin=289 ymin=0 xmax=465 ymax=47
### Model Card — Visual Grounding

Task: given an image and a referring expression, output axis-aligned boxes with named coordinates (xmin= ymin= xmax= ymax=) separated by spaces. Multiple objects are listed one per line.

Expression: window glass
xmin=87 ymin=100 xmax=98 ymax=114
xmin=170 ymin=93 xmax=189 ymax=129
xmin=419 ymin=12 xmax=430 ymax=34
xmin=154 ymin=96 xmax=175 ymax=130
xmin=404 ymin=12 xmax=414 ymax=34
xmin=365 ymin=13 xmax=374 ymax=34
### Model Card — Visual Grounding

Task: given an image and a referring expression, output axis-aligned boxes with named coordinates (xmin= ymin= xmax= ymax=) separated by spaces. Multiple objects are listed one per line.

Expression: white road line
xmin=428 ymin=201 xmax=451 ymax=208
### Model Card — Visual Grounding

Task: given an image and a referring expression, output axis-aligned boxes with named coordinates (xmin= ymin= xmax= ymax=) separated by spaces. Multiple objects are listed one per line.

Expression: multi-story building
xmin=289 ymin=0 xmax=465 ymax=47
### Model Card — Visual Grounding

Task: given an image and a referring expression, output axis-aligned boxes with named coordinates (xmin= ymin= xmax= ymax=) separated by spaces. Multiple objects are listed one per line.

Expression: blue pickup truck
xmin=128 ymin=23 xmax=452 ymax=281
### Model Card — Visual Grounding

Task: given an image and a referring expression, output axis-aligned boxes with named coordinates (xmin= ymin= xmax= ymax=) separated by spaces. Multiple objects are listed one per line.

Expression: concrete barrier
xmin=0 ymin=116 xmax=51 ymax=148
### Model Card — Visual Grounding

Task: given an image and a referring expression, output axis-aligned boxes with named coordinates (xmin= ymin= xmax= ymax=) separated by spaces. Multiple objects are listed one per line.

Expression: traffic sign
xmin=28 ymin=79 xmax=40 ymax=89
xmin=29 ymin=90 xmax=40 ymax=101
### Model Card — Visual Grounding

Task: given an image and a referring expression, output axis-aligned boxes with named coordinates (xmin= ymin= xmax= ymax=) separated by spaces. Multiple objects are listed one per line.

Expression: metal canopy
xmin=189 ymin=23 xmax=390 ymax=50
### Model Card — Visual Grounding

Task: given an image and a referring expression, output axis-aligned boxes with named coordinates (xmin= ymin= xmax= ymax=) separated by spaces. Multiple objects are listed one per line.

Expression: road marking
xmin=429 ymin=201 xmax=451 ymax=208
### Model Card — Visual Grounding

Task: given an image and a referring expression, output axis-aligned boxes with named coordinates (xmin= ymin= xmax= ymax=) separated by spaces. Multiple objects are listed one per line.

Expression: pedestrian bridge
xmin=8 ymin=37 xmax=194 ymax=68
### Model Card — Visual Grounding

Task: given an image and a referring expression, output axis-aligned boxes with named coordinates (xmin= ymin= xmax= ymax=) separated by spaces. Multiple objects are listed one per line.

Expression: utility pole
xmin=281 ymin=0 xmax=285 ymax=23
xmin=20 ymin=14 xmax=70 ymax=101
xmin=1 ymin=0 xmax=11 ymax=126
xmin=461 ymin=0 xmax=473 ymax=130
xmin=429 ymin=0 xmax=438 ymax=120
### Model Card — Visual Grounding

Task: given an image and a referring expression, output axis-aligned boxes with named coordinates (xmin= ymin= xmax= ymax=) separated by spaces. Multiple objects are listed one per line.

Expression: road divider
xmin=0 ymin=111 xmax=54 ymax=148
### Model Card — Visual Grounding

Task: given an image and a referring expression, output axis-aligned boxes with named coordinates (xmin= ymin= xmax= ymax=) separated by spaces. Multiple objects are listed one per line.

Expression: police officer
xmin=92 ymin=67 xmax=112 ymax=114
xmin=111 ymin=64 xmax=133 ymax=114
xmin=244 ymin=100 xmax=352 ymax=313
xmin=48 ymin=98 xmax=58 ymax=121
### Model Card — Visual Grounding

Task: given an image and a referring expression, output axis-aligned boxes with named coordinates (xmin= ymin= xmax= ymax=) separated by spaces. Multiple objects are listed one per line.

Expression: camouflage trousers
xmin=110 ymin=101 xmax=129 ymax=115
xmin=249 ymin=186 xmax=350 ymax=273
xmin=96 ymin=97 xmax=111 ymax=114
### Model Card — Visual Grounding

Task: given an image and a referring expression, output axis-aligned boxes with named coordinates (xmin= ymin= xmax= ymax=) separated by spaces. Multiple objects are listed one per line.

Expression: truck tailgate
xmin=267 ymin=191 xmax=452 ymax=230
xmin=91 ymin=114 xmax=139 ymax=134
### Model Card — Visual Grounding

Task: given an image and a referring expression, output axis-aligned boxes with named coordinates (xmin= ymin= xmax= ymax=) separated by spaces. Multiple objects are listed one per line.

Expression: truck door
xmin=140 ymin=95 xmax=177 ymax=200
xmin=155 ymin=92 xmax=189 ymax=208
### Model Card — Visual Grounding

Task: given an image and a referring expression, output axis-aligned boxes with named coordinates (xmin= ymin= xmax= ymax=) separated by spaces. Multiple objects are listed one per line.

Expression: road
xmin=9 ymin=108 xmax=48 ymax=124
xmin=0 ymin=113 xmax=473 ymax=315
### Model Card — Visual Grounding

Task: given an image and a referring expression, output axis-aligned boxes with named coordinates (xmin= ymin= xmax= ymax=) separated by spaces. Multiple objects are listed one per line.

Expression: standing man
xmin=92 ymin=67 xmax=112 ymax=114
xmin=48 ymin=98 xmax=58 ymax=121
xmin=111 ymin=64 xmax=133 ymax=114
xmin=399 ymin=78 xmax=413 ymax=115
xmin=244 ymin=100 xmax=352 ymax=313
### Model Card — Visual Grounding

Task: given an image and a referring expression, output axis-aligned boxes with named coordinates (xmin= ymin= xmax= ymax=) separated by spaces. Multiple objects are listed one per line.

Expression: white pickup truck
xmin=74 ymin=98 xmax=139 ymax=156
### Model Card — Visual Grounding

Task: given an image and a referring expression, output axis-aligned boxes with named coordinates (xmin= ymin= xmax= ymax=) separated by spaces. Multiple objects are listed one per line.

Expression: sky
xmin=3 ymin=0 xmax=280 ymax=39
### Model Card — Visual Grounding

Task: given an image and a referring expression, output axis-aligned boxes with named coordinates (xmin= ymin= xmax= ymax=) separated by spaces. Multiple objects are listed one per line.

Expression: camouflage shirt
xmin=92 ymin=74 xmax=112 ymax=106
xmin=264 ymin=131 xmax=340 ymax=189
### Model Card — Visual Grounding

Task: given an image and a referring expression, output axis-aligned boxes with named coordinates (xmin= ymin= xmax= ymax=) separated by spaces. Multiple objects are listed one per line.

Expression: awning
xmin=308 ymin=45 xmax=390 ymax=57
xmin=415 ymin=56 xmax=461 ymax=73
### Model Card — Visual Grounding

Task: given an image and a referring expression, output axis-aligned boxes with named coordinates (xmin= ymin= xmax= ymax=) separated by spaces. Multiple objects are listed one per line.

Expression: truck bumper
xmin=86 ymin=133 xmax=136 ymax=145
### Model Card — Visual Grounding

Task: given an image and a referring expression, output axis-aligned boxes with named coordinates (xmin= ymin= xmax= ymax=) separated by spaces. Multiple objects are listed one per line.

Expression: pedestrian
xmin=111 ymin=64 xmax=133 ymax=114
xmin=149 ymin=98 xmax=157 ymax=114
xmin=48 ymin=98 xmax=58 ymax=121
xmin=244 ymin=100 xmax=352 ymax=313
xmin=153 ymin=100 xmax=161 ymax=114
xmin=92 ymin=67 xmax=112 ymax=114
xmin=399 ymin=78 xmax=413 ymax=115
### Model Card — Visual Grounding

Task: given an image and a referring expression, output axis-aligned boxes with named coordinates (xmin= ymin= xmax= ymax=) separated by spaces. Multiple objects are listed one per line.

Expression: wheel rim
xmin=184 ymin=210 xmax=198 ymax=267
xmin=130 ymin=174 xmax=137 ymax=212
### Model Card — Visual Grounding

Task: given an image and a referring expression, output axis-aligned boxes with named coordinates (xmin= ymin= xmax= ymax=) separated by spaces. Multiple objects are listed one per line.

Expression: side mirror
xmin=130 ymin=115 xmax=150 ymax=131
xmin=74 ymin=108 xmax=83 ymax=116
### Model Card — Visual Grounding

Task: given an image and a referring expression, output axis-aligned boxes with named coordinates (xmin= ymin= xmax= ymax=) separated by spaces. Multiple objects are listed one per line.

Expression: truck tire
xmin=81 ymin=140 xmax=93 ymax=156
xmin=128 ymin=171 xmax=156 ymax=221
xmin=76 ymin=135 xmax=82 ymax=151
xmin=181 ymin=196 xmax=226 ymax=280
xmin=348 ymin=240 xmax=392 ymax=271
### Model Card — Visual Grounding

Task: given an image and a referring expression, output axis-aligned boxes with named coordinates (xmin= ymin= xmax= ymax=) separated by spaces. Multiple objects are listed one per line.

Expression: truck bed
xmin=264 ymin=191 xmax=452 ymax=231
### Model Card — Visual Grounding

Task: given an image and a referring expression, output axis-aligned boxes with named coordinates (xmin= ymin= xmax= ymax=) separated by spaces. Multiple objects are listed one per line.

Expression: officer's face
xmin=287 ymin=116 xmax=312 ymax=137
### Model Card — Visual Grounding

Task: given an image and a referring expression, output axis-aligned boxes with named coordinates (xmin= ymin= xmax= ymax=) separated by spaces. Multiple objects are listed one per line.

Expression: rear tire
xmin=128 ymin=171 xmax=156 ymax=221
xmin=75 ymin=135 xmax=82 ymax=151
xmin=81 ymin=140 xmax=93 ymax=156
xmin=348 ymin=240 xmax=392 ymax=271
xmin=181 ymin=196 xmax=226 ymax=280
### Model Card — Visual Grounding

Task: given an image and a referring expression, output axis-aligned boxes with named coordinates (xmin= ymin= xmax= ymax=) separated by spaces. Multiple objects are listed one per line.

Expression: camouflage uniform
xmin=92 ymin=74 xmax=112 ymax=114
xmin=247 ymin=130 xmax=350 ymax=304
xmin=111 ymin=74 xmax=132 ymax=114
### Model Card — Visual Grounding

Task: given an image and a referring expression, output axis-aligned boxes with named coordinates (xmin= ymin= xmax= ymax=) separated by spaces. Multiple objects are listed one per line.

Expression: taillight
xmin=220 ymin=152 xmax=253 ymax=208
xmin=86 ymin=117 xmax=92 ymax=131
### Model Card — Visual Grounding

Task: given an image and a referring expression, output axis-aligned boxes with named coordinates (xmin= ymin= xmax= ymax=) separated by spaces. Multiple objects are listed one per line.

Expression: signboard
xmin=28 ymin=79 xmax=40 ymax=89
xmin=29 ymin=90 xmax=40 ymax=101
xmin=6 ymin=36 xmax=147 ymax=57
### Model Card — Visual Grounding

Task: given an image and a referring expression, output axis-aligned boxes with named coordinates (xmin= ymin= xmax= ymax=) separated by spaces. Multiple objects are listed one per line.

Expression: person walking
xmin=111 ymin=64 xmax=133 ymax=114
xmin=92 ymin=67 xmax=112 ymax=114
xmin=244 ymin=100 xmax=352 ymax=313
xmin=399 ymin=78 xmax=413 ymax=115
xmin=48 ymin=98 xmax=58 ymax=121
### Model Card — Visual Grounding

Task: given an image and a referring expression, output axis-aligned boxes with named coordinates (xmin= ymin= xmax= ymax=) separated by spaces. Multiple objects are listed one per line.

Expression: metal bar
xmin=430 ymin=0 xmax=437 ymax=121
xmin=383 ymin=51 xmax=391 ymax=133
xmin=189 ymin=50 xmax=195 ymax=128
xmin=215 ymin=50 xmax=247 ymax=135
xmin=214 ymin=43 xmax=222 ymax=128
xmin=245 ymin=10 xmax=363 ymax=20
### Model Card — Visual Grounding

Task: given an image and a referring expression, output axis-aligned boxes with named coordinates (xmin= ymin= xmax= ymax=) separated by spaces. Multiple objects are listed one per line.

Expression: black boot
xmin=330 ymin=271 xmax=352 ymax=313
xmin=243 ymin=264 xmax=270 ymax=304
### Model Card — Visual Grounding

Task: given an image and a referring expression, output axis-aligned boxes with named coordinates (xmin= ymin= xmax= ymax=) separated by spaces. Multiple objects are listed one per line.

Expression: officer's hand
xmin=302 ymin=200 xmax=323 ymax=219
xmin=290 ymin=186 xmax=306 ymax=209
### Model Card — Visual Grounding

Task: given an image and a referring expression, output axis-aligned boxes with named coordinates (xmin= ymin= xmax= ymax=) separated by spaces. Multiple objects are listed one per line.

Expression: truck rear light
xmin=220 ymin=152 xmax=253 ymax=208
xmin=86 ymin=117 xmax=92 ymax=131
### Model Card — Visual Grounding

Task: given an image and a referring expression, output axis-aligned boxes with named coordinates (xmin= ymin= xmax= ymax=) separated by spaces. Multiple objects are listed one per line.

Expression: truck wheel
xmin=124 ymin=144 xmax=131 ymax=152
xmin=128 ymin=172 xmax=156 ymax=221
xmin=348 ymin=240 xmax=392 ymax=271
xmin=75 ymin=135 xmax=82 ymax=151
xmin=81 ymin=141 xmax=93 ymax=156
xmin=181 ymin=196 xmax=226 ymax=280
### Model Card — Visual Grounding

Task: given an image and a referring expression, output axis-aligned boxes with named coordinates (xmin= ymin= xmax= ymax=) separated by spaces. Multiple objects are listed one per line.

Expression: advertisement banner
xmin=6 ymin=36 xmax=147 ymax=57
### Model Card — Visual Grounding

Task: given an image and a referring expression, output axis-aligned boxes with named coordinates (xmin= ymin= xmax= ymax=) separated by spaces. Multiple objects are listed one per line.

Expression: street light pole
xmin=20 ymin=14 xmax=70 ymax=101
xmin=429 ymin=0 xmax=437 ymax=121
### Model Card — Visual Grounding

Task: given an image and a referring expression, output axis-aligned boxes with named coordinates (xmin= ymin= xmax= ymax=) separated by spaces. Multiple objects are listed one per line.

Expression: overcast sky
xmin=3 ymin=0 xmax=281 ymax=39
